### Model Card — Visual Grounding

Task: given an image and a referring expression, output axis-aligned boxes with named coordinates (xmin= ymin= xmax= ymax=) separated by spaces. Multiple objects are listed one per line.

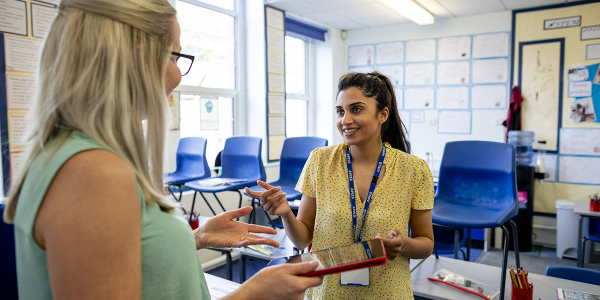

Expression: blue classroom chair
xmin=545 ymin=266 xmax=600 ymax=286
xmin=185 ymin=136 xmax=266 ymax=218
xmin=0 ymin=204 xmax=18 ymax=300
xmin=581 ymin=219 xmax=600 ymax=269
xmin=431 ymin=141 xmax=520 ymax=300
xmin=164 ymin=137 xmax=212 ymax=210
xmin=245 ymin=137 xmax=328 ymax=228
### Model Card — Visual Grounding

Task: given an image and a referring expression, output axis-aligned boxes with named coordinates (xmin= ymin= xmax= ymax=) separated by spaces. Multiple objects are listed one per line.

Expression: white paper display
xmin=0 ymin=0 xmax=27 ymax=36
xmin=587 ymin=44 xmax=600 ymax=60
xmin=349 ymin=45 xmax=374 ymax=66
xmin=31 ymin=3 xmax=57 ymax=39
xmin=436 ymin=87 xmax=469 ymax=109
xmin=568 ymin=81 xmax=592 ymax=98
xmin=404 ymin=63 xmax=435 ymax=86
xmin=559 ymin=128 xmax=600 ymax=156
xmin=438 ymin=36 xmax=471 ymax=61
xmin=559 ymin=156 xmax=600 ymax=185
xmin=471 ymin=85 xmax=507 ymax=109
xmin=268 ymin=94 xmax=285 ymax=115
xmin=268 ymin=116 xmax=285 ymax=135
xmin=267 ymin=50 xmax=284 ymax=73
xmin=9 ymin=151 xmax=25 ymax=181
xmin=268 ymin=73 xmax=285 ymax=93
xmin=404 ymin=88 xmax=434 ymax=109
xmin=266 ymin=28 xmax=284 ymax=51
xmin=438 ymin=110 xmax=471 ymax=134
xmin=582 ymin=25 xmax=600 ymax=41
xmin=8 ymin=112 xmax=27 ymax=148
xmin=399 ymin=110 xmax=410 ymax=132
xmin=265 ymin=7 xmax=284 ymax=30
xmin=348 ymin=66 xmax=373 ymax=74
xmin=405 ymin=39 xmax=436 ymax=62
xmin=437 ymin=61 xmax=470 ymax=85
xmin=472 ymin=33 xmax=509 ymax=58
xmin=411 ymin=110 xmax=425 ymax=123
xmin=472 ymin=58 xmax=508 ymax=84
xmin=376 ymin=64 xmax=403 ymax=86
xmin=376 ymin=42 xmax=404 ymax=64
xmin=6 ymin=74 xmax=35 ymax=110
xmin=4 ymin=35 xmax=42 ymax=73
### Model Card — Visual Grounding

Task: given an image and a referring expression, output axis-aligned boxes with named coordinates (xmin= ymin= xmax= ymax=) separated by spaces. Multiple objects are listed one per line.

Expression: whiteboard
xmin=404 ymin=88 xmax=434 ymax=109
xmin=406 ymin=39 xmax=436 ymax=62
xmin=376 ymin=42 xmax=404 ymax=64
xmin=376 ymin=64 xmax=404 ymax=86
xmin=438 ymin=110 xmax=471 ymax=134
xmin=559 ymin=156 xmax=600 ymax=185
xmin=471 ymin=85 xmax=507 ymax=109
xmin=405 ymin=63 xmax=435 ymax=85
xmin=436 ymin=86 xmax=469 ymax=109
xmin=438 ymin=36 xmax=471 ymax=61
xmin=472 ymin=32 xmax=510 ymax=58
xmin=472 ymin=58 xmax=508 ymax=84
xmin=559 ymin=128 xmax=600 ymax=156
xmin=348 ymin=66 xmax=373 ymax=74
xmin=437 ymin=61 xmax=470 ymax=85
xmin=349 ymin=45 xmax=374 ymax=66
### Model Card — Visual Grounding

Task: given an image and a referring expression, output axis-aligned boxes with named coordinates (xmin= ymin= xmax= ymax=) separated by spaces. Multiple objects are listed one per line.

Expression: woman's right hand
xmin=245 ymin=180 xmax=292 ymax=216
xmin=228 ymin=261 xmax=323 ymax=300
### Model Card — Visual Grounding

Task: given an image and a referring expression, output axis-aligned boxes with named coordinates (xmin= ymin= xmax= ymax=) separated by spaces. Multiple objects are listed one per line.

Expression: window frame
xmin=284 ymin=33 xmax=309 ymax=138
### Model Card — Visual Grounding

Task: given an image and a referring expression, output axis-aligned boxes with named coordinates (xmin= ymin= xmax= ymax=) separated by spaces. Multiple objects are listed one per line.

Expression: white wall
xmin=342 ymin=11 xmax=513 ymax=170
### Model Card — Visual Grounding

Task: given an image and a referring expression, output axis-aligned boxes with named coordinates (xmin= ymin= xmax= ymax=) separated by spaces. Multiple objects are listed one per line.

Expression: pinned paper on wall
xmin=348 ymin=66 xmax=373 ymax=74
xmin=405 ymin=39 xmax=436 ymax=62
xmin=6 ymin=74 xmax=35 ymax=111
xmin=268 ymin=94 xmax=285 ymax=115
xmin=559 ymin=156 xmax=600 ymax=185
xmin=266 ymin=28 xmax=284 ymax=51
xmin=471 ymin=85 xmax=507 ymax=109
xmin=437 ymin=61 xmax=470 ymax=85
xmin=472 ymin=58 xmax=508 ymax=84
xmin=411 ymin=110 xmax=425 ymax=123
xmin=569 ymin=97 xmax=596 ymax=123
xmin=472 ymin=33 xmax=509 ymax=58
xmin=0 ymin=0 xmax=27 ymax=36
xmin=559 ymin=128 xmax=600 ymax=156
xmin=268 ymin=135 xmax=285 ymax=160
xmin=268 ymin=73 xmax=285 ymax=93
xmin=568 ymin=81 xmax=592 ymax=97
xmin=31 ymin=3 xmax=57 ymax=39
xmin=168 ymin=92 xmax=180 ymax=130
xmin=9 ymin=151 xmax=24 ymax=182
xmin=436 ymin=86 xmax=469 ymax=109
xmin=348 ymin=45 xmax=374 ymax=66
xmin=4 ymin=35 xmax=42 ymax=73
xmin=438 ymin=36 xmax=471 ymax=61
xmin=265 ymin=7 xmax=284 ymax=30
xmin=8 ymin=112 xmax=28 ymax=148
xmin=587 ymin=44 xmax=600 ymax=60
xmin=376 ymin=64 xmax=403 ymax=85
xmin=404 ymin=88 xmax=434 ymax=109
xmin=569 ymin=67 xmax=589 ymax=82
xmin=438 ymin=110 xmax=471 ymax=134
xmin=405 ymin=63 xmax=435 ymax=85
xmin=268 ymin=116 xmax=285 ymax=135
xmin=376 ymin=42 xmax=404 ymax=64
xmin=399 ymin=110 xmax=410 ymax=132
xmin=267 ymin=50 xmax=285 ymax=73
xmin=395 ymin=87 xmax=403 ymax=109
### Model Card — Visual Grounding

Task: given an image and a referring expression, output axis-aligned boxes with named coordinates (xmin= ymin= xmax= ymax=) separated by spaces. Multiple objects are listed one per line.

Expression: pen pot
xmin=511 ymin=284 xmax=533 ymax=300
xmin=189 ymin=218 xmax=199 ymax=230
xmin=591 ymin=201 xmax=600 ymax=212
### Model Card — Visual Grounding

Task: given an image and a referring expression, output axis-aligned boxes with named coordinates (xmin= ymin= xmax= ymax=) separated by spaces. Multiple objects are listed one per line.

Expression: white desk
xmin=205 ymin=273 xmax=240 ymax=299
xmin=410 ymin=256 xmax=600 ymax=300
xmin=574 ymin=202 xmax=600 ymax=268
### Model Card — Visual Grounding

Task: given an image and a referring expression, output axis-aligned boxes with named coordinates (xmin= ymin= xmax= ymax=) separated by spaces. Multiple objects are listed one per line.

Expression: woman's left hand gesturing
xmin=376 ymin=229 xmax=404 ymax=261
xmin=195 ymin=206 xmax=280 ymax=250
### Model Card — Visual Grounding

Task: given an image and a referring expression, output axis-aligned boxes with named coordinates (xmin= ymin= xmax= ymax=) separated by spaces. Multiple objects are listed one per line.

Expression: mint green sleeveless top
xmin=13 ymin=131 xmax=210 ymax=299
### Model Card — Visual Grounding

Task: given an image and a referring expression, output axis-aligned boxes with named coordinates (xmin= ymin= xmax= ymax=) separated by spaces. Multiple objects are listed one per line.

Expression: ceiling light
xmin=379 ymin=0 xmax=434 ymax=25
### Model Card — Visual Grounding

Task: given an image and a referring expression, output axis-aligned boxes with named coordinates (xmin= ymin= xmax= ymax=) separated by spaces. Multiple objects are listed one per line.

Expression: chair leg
xmin=433 ymin=244 xmax=439 ymax=259
xmin=212 ymin=193 xmax=227 ymax=214
xmin=262 ymin=206 xmax=276 ymax=230
xmin=507 ymin=219 xmax=521 ymax=269
xmin=499 ymin=225 xmax=510 ymax=300
xmin=199 ymin=192 xmax=217 ymax=216
xmin=466 ymin=229 xmax=471 ymax=262
xmin=582 ymin=238 xmax=587 ymax=268
xmin=189 ymin=192 xmax=197 ymax=223
xmin=249 ymin=198 xmax=256 ymax=224
xmin=453 ymin=228 xmax=460 ymax=259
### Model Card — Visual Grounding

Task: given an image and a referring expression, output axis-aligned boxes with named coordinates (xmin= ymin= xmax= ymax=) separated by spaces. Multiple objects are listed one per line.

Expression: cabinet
xmin=508 ymin=166 xmax=535 ymax=252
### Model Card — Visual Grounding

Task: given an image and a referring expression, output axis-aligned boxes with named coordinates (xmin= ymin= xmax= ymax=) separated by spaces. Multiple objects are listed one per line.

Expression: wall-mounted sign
xmin=582 ymin=25 xmax=600 ymax=40
xmin=544 ymin=16 xmax=580 ymax=30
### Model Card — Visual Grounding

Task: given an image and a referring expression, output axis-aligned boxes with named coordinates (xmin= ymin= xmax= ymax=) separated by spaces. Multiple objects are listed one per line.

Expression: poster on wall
xmin=348 ymin=45 xmax=374 ymax=66
xmin=168 ymin=92 xmax=180 ymax=130
xmin=567 ymin=62 xmax=600 ymax=124
xmin=0 ymin=0 xmax=27 ymax=36
xmin=376 ymin=42 xmax=404 ymax=64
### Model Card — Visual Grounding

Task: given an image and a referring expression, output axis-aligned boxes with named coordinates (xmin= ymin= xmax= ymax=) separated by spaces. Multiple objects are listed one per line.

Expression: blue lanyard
xmin=346 ymin=144 xmax=386 ymax=243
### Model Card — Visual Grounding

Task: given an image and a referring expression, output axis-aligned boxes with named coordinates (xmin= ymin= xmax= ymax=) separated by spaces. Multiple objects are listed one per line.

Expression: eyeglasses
xmin=171 ymin=51 xmax=194 ymax=76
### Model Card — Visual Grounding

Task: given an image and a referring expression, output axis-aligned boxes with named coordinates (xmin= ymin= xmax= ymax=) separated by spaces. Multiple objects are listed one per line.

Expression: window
xmin=175 ymin=0 xmax=237 ymax=166
xmin=285 ymin=35 xmax=308 ymax=137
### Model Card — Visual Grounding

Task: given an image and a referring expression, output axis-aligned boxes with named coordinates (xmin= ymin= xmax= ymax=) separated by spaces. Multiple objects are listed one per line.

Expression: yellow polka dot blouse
xmin=296 ymin=142 xmax=434 ymax=300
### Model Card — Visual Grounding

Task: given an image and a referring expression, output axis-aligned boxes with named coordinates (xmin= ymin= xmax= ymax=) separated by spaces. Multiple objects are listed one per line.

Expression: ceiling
xmin=264 ymin=0 xmax=584 ymax=30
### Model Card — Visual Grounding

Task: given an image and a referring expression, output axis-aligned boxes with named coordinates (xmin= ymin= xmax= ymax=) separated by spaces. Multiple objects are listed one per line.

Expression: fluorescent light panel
xmin=379 ymin=0 xmax=434 ymax=25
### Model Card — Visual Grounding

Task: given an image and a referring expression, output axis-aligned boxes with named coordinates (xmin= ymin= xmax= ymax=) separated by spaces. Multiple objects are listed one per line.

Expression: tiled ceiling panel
xmin=265 ymin=0 xmax=580 ymax=30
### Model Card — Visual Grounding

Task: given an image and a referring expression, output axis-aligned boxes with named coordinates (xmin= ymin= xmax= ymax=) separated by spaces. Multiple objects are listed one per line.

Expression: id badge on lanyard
xmin=340 ymin=144 xmax=385 ymax=287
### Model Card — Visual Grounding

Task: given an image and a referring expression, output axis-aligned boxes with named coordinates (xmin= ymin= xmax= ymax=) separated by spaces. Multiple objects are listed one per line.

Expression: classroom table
xmin=410 ymin=256 xmax=600 ymax=300
xmin=205 ymin=273 xmax=240 ymax=299
xmin=574 ymin=202 xmax=600 ymax=268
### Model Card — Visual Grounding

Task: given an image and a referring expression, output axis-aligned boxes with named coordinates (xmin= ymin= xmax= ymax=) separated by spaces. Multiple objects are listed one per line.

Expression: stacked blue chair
xmin=545 ymin=266 xmax=600 ymax=286
xmin=431 ymin=141 xmax=520 ymax=300
xmin=163 ymin=137 xmax=212 ymax=210
xmin=581 ymin=219 xmax=600 ymax=269
xmin=0 ymin=204 xmax=18 ymax=300
xmin=245 ymin=137 xmax=328 ymax=228
xmin=185 ymin=136 xmax=266 ymax=218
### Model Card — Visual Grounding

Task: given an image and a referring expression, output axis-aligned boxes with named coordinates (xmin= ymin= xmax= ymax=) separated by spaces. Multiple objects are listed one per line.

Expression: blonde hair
xmin=3 ymin=0 xmax=179 ymax=222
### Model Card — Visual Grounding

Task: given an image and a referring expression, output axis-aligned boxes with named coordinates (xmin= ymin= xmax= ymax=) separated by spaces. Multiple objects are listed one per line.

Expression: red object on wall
xmin=504 ymin=86 xmax=524 ymax=142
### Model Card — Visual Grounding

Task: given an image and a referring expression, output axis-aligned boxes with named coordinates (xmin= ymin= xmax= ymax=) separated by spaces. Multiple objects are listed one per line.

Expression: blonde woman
xmin=2 ymin=0 xmax=322 ymax=299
